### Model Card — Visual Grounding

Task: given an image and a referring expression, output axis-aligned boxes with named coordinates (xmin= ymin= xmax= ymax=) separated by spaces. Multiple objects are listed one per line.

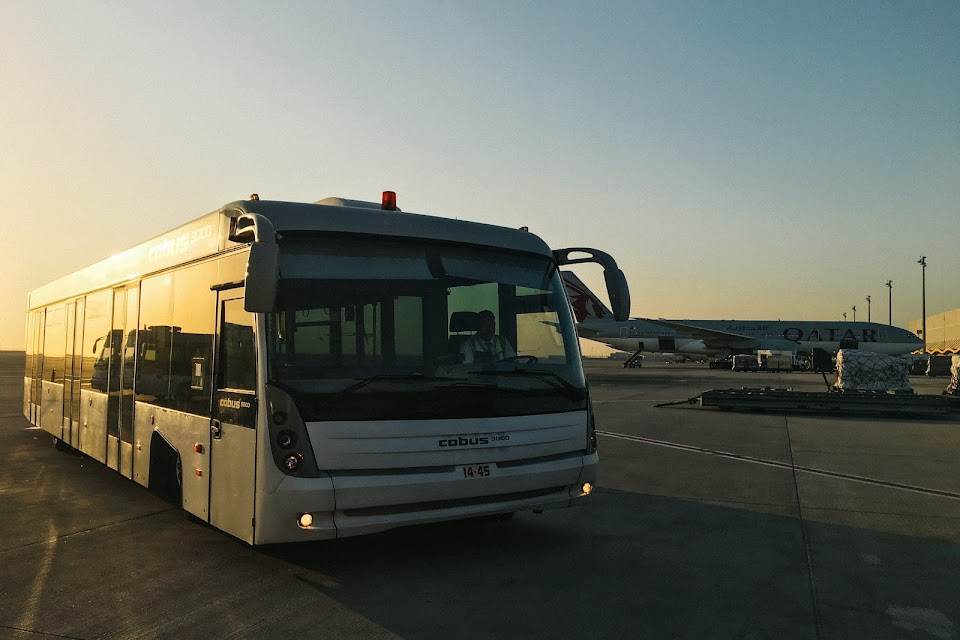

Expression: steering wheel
xmin=497 ymin=355 xmax=539 ymax=365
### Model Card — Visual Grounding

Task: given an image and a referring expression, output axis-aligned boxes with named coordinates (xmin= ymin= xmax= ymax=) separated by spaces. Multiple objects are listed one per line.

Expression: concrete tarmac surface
xmin=2 ymin=351 xmax=960 ymax=639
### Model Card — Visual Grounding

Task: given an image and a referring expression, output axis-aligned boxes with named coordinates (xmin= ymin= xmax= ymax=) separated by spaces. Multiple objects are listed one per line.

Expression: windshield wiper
xmin=472 ymin=368 xmax=585 ymax=402
xmin=334 ymin=374 xmax=464 ymax=397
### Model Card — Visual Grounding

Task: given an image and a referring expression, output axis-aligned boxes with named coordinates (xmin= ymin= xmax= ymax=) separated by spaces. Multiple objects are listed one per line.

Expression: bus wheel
xmin=149 ymin=436 xmax=183 ymax=507
xmin=52 ymin=436 xmax=70 ymax=452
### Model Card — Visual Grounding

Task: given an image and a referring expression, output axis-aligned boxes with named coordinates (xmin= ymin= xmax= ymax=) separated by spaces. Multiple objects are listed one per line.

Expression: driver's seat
xmin=448 ymin=312 xmax=478 ymax=362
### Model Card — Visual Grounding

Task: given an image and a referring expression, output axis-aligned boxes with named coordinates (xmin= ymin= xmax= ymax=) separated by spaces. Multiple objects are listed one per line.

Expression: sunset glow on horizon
xmin=2 ymin=2 xmax=957 ymax=350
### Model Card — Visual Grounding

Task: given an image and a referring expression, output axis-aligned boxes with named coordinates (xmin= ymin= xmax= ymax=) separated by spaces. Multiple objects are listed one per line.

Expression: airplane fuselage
xmin=579 ymin=318 xmax=923 ymax=356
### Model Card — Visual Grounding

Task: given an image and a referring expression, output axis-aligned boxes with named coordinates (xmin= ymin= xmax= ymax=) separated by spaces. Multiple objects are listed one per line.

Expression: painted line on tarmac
xmin=598 ymin=430 xmax=960 ymax=502
xmin=0 ymin=626 xmax=84 ymax=640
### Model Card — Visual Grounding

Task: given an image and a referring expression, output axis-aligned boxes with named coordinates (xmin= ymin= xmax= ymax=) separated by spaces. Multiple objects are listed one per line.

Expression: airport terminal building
xmin=909 ymin=307 xmax=960 ymax=354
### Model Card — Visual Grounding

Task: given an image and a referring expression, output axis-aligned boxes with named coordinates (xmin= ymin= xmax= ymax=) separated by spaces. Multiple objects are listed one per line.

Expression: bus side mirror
xmin=244 ymin=241 xmax=279 ymax=313
xmin=553 ymin=246 xmax=632 ymax=321
xmin=603 ymin=268 xmax=631 ymax=322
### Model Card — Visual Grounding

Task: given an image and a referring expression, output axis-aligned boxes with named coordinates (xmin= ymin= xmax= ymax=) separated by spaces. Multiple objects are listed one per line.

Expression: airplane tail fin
xmin=561 ymin=271 xmax=613 ymax=323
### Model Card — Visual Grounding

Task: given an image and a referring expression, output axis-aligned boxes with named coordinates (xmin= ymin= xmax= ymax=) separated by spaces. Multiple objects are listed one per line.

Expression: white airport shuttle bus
xmin=23 ymin=192 xmax=630 ymax=544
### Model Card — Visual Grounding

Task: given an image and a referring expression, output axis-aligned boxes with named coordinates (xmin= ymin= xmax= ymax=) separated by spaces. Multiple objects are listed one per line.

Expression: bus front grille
xmin=340 ymin=486 xmax=566 ymax=517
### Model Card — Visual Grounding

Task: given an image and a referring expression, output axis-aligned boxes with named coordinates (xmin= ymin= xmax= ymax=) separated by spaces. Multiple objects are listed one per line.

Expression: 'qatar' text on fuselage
xmin=782 ymin=328 xmax=876 ymax=342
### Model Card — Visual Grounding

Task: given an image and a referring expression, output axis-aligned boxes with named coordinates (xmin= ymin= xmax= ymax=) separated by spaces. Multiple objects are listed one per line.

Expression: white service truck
xmin=757 ymin=349 xmax=794 ymax=372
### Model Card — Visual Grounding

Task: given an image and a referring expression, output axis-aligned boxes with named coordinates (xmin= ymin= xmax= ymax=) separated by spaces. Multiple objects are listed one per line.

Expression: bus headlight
xmin=283 ymin=453 xmax=303 ymax=471
xmin=277 ymin=430 xmax=296 ymax=449
xmin=581 ymin=482 xmax=593 ymax=496
xmin=267 ymin=386 xmax=321 ymax=478
xmin=298 ymin=513 xmax=314 ymax=528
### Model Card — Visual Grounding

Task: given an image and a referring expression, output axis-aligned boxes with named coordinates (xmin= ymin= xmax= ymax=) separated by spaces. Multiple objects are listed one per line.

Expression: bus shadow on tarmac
xmin=260 ymin=488 xmax=960 ymax=640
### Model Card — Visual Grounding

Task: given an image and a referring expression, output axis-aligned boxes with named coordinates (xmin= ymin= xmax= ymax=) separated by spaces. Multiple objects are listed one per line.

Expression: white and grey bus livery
xmin=23 ymin=192 xmax=630 ymax=544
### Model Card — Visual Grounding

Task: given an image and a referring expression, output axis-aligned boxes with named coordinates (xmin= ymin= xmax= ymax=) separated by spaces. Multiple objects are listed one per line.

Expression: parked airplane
xmin=562 ymin=272 xmax=924 ymax=357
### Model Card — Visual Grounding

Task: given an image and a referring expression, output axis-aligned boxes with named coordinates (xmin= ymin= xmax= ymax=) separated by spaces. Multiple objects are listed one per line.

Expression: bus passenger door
xmin=209 ymin=295 xmax=258 ymax=544
xmin=107 ymin=284 xmax=139 ymax=477
xmin=119 ymin=286 xmax=138 ymax=479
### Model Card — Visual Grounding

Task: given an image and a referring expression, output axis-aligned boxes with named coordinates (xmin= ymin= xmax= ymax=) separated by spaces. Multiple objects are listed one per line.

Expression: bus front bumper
xmin=253 ymin=451 xmax=598 ymax=545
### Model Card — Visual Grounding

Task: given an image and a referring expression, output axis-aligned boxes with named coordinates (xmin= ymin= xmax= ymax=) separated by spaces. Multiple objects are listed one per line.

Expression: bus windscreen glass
xmin=268 ymin=237 xmax=585 ymax=421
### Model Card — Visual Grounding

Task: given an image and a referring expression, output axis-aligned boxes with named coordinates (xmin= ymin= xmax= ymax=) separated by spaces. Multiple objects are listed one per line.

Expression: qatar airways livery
xmin=562 ymin=272 xmax=923 ymax=357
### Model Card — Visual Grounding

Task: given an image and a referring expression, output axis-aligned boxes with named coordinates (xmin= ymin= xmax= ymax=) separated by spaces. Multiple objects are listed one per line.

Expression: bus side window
xmin=219 ymin=299 xmax=256 ymax=392
xmin=170 ymin=262 xmax=216 ymax=415
xmin=136 ymin=275 xmax=174 ymax=406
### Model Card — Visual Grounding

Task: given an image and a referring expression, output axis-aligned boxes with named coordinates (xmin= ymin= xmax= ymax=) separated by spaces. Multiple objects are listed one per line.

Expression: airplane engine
xmin=762 ymin=339 xmax=803 ymax=352
xmin=676 ymin=339 xmax=708 ymax=352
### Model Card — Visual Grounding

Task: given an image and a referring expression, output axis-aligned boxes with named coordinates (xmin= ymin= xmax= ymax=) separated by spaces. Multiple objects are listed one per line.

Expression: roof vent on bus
xmin=314 ymin=191 xmax=402 ymax=212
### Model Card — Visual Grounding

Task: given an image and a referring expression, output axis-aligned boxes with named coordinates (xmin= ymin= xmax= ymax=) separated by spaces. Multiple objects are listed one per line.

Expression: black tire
xmin=149 ymin=437 xmax=183 ymax=507
xmin=53 ymin=436 xmax=70 ymax=452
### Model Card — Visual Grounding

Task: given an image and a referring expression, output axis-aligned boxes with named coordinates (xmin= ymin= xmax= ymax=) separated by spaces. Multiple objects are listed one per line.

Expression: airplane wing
xmin=574 ymin=325 xmax=603 ymax=338
xmin=641 ymin=319 xmax=762 ymax=350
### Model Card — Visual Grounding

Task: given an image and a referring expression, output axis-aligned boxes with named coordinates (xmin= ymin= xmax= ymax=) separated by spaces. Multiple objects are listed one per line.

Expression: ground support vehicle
xmin=23 ymin=192 xmax=630 ymax=544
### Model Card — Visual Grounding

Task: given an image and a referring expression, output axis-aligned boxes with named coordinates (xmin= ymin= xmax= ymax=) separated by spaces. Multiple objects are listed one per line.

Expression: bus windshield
xmin=267 ymin=237 xmax=586 ymax=421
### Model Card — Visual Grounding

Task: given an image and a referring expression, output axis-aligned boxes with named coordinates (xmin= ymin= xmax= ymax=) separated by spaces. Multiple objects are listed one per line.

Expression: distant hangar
xmin=909 ymin=308 xmax=960 ymax=354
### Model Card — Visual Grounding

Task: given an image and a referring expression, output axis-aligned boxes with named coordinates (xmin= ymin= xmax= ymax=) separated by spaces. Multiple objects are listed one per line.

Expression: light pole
xmin=852 ymin=305 xmax=856 ymax=322
xmin=918 ymin=256 xmax=927 ymax=352
xmin=886 ymin=280 xmax=892 ymax=325
xmin=866 ymin=295 xmax=871 ymax=322
xmin=843 ymin=312 xmax=847 ymax=321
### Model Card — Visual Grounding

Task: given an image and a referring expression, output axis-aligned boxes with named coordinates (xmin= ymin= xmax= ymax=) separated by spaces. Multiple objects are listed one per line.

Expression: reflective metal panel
xmin=142 ymin=405 xmax=210 ymax=519
xmin=79 ymin=389 xmax=108 ymax=463
xmin=107 ymin=435 xmax=119 ymax=470
xmin=210 ymin=423 xmax=256 ymax=543
xmin=120 ymin=441 xmax=134 ymax=478
xmin=40 ymin=381 xmax=64 ymax=437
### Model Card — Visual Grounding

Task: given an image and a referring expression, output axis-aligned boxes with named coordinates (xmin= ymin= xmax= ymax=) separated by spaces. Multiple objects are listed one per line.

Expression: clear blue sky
xmin=1 ymin=1 xmax=957 ymax=351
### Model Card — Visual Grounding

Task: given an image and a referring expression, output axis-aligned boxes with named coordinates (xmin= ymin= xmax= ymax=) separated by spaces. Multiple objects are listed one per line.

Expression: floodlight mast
xmin=886 ymin=280 xmax=892 ymax=326
xmin=918 ymin=257 xmax=927 ymax=353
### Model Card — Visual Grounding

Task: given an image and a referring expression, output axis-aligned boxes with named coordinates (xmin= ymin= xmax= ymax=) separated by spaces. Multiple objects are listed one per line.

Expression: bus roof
xmin=235 ymin=198 xmax=551 ymax=255
xmin=28 ymin=197 xmax=554 ymax=309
